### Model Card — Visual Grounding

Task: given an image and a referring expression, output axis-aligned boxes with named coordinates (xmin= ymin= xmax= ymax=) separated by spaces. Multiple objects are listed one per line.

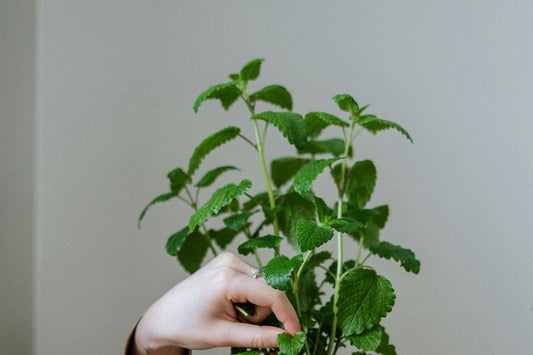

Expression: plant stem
xmin=360 ymin=253 xmax=371 ymax=265
xmin=326 ymin=123 xmax=355 ymax=355
xmin=252 ymin=119 xmax=280 ymax=237
xmin=304 ymin=339 xmax=312 ymax=355
xmin=184 ymin=185 xmax=195 ymax=205
xmin=184 ymin=185 xmax=218 ymax=257
xmin=238 ymin=133 xmax=257 ymax=150
xmin=312 ymin=321 xmax=323 ymax=355
xmin=318 ymin=265 xmax=336 ymax=281
xmin=292 ymin=251 xmax=314 ymax=318
xmin=176 ymin=195 xmax=193 ymax=207
xmin=253 ymin=251 xmax=263 ymax=269
xmin=355 ymin=236 xmax=365 ymax=265
xmin=292 ymin=251 xmax=314 ymax=355
xmin=243 ymin=226 xmax=264 ymax=268
xmin=241 ymin=93 xmax=281 ymax=248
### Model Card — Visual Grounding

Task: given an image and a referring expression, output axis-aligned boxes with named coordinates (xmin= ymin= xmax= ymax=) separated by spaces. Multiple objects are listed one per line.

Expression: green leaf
xmin=195 ymin=165 xmax=239 ymax=187
xmin=359 ymin=104 xmax=370 ymax=114
xmin=252 ymin=111 xmax=307 ymax=149
xmin=333 ymin=94 xmax=359 ymax=114
xmin=223 ymin=211 xmax=257 ymax=231
xmin=370 ymin=241 xmax=421 ymax=274
xmin=337 ymin=268 xmax=395 ymax=336
xmin=327 ymin=217 xmax=363 ymax=234
xmin=242 ymin=191 xmax=270 ymax=212
xmin=188 ymin=126 xmax=241 ymax=176
xmin=353 ymin=220 xmax=380 ymax=247
xmin=138 ymin=192 xmax=176 ymax=228
xmin=165 ymin=226 xmax=189 ymax=256
xmin=313 ymin=196 xmax=331 ymax=224
xmin=228 ymin=73 xmax=240 ymax=81
xmin=193 ymin=82 xmax=241 ymax=113
xmin=358 ymin=115 xmax=413 ymax=143
xmin=209 ymin=228 xmax=239 ymax=249
xmin=306 ymin=250 xmax=331 ymax=268
xmin=298 ymin=139 xmax=350 ymax=157
xmin=271 ymin=157 xmax=310 ymax=188
xmin=305 ymin=111 xmax=349 ymax=138
xmin=250 ymin=85 xmax=293 ymax=110
xmin=277 ymin=192 xmax=316 ymax=247
xmin=296 ymin=219 xmax=334 ymax=252
xmin=189 ymin=180 xmax=252 ymax=230
xmin=345 ymin=160 xmax=377 ymax=208
xmin=263 ymin=254 xmax=303 ymax=290
xmin=277 ymin=331 xmax=307 ymax=355
xmin=371 ymin=205 xmax=389 ymax=229
xmin=167 ymin=167 xmax=191 ymax=194
xmin=240 ymin=58 xmax=264 ymax=82
xmin=237 ymin=235 xmax=283 ymax=256
xmin=177 ymin=230 xmax=210 ymax=273
xmin=293 ymin=157 xmax=340 ymax=197
xmin=330 ymin=163 xmax=344 ymax=193
xmin=347 ymin=325 xmax=383 ymax=351
xmin=345 ymin=206 xmax=380 ymax=225
xmin=375 ymin=328 xmax=397 ymax=355
xmin=219 ymin=199 xmax=240 ymax=215
xmin=346 ymin=206 xmax=388 ymax=247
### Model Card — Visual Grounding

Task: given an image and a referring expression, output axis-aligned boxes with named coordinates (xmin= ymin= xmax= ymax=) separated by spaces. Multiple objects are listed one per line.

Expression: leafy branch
xmin=140 ymin=58 xmax=420 ymax=355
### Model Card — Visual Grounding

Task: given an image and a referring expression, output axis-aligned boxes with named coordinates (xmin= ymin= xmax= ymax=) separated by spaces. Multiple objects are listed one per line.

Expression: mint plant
xmin=139 ymin=58 xmax=420 ymax=355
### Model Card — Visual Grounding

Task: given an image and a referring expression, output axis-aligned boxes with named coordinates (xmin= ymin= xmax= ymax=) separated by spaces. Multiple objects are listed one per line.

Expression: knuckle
xmin=250 ymin=331 xmax=264 ymax=348
xmin=251 ymin=328 xmax=274 ymax=349
xmin=216 ymin=251 xmax=238 ymax=266
xmin=213 ymin=265 xmax=238 ymax=286
xmin=273 ymin=289 xmax=286 ymax=302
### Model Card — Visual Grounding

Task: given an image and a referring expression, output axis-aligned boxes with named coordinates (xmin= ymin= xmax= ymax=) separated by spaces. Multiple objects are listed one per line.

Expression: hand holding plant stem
xmin=139 ymin=58 xmax=420 ymax=355
xmin=132 ymin=252 xmax=300 ymax=355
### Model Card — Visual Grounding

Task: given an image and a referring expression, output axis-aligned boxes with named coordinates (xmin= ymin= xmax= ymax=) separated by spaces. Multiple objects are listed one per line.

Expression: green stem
xmin=241 ymin=93 xmax=281 ymax=247
xmin=238 ymin=133 xmax=257 ymax=150
xmin=176 ymin=195 xmax=193 ymax=207
xmin=245 ymin=227 xmax=264 ymax=268
xmin=184 ymin=185 xmax=195 ymax=206
xmin=355 ymin=236 xmax=365 ymax=265
xmin=318 ymin=265 xmax=336 ymax=281
xmin=304 ymin=340 xmax=312 ymax=355
xmin=360 ymin=253 xmax=371 ymax=265
xmin=252 ymin=120 xmax=280 ymax=236
xmin=292 ymin=251 xmax=314 ymax=318
xmin=184 ymin=185 xmax=218 ymax=257
xmin=326 ymin=123 xmax=355 ymax=355
xmin=253 ymin=251 xmax=263 ymax=269
xmin=312 ymin=321 xmax=323 ymax=355
xmin=292 ymin=251 xmax=314 ymax=355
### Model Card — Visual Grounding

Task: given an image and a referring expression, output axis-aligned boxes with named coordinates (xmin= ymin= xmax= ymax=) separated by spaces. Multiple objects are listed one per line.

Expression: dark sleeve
xmin=124 ymin=317 xmax=142 ymax=355
xmin=124 ymin=317 xmax=191 ymax=355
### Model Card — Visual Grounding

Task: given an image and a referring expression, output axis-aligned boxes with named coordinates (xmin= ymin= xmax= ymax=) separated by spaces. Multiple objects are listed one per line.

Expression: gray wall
xmin=0 ymin=1 xmax=36 ymax=354
xmin=2 ymin=0 xmax=530 ymax=354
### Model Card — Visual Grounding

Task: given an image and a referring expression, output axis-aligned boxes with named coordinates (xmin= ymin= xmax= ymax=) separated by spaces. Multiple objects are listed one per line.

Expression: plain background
xmin=1 ymin=1 xmax=532 ymax=354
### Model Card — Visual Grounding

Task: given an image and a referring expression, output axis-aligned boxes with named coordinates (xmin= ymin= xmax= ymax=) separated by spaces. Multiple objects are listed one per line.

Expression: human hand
xmin=132 ymin=252 xmax=301 ymax=354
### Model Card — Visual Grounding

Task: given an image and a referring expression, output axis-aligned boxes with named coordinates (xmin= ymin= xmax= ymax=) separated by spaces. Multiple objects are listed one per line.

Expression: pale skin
xmin=131 ymin=252 xmax=301 ymax=355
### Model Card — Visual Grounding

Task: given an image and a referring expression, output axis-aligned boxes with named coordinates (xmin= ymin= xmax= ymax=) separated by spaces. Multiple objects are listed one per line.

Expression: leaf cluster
xmin=139 ymin=58 xmax=420 ymax=355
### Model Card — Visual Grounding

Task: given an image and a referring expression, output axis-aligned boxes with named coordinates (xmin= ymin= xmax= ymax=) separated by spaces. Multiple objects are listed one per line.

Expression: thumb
xmin=216 ymin=322 xmax=286 ymax=349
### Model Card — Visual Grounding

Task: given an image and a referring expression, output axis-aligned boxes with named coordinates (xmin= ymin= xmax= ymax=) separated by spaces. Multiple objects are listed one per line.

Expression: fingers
xmin=213 ymin=251 xmax=257 ymax=276
xmin=245 ymin=305 xmax=272 ymax=323
xmin=211 ymin=252 xmax=300 ymax=335
xmin=227 ymin=273 xmax=301 ymax=335
xmin=215 ymin=321 xmax=286 ymax=349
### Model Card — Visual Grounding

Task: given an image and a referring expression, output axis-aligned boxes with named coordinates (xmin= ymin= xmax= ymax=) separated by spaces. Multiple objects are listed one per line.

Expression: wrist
xmin=133 ymin=315 xmax=186 ymax=355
